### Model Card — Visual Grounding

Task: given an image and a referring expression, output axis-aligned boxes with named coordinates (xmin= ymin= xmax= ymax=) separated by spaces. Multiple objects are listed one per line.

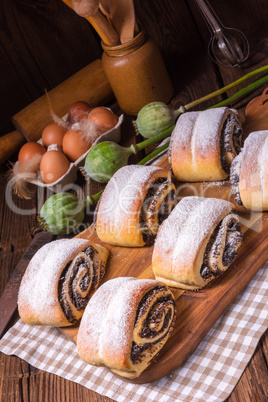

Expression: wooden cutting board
xmin=59 ymin=155 xmax=268 ymax=384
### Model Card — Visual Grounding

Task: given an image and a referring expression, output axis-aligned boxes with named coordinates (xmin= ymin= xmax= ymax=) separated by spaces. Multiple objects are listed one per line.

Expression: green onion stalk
xmin=139 ymin=72 xmax=268 ymax=162
xmin=135 ymin=65 xmax=268 ymax=138
xmin=81 ymin=69 xmax=268 ymax=184
xmin=39 ymin=66 xmax=268 ymax=235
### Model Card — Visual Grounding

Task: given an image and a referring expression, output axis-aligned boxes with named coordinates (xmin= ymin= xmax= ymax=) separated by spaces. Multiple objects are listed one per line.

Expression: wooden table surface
xmin=1 ymin=0 xmax=268 ymax=400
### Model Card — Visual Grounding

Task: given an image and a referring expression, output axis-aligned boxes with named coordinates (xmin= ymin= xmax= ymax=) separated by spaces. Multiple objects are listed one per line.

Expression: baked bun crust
xmin=18 ymin=238 xmax=109 ymax=326
xmin=231 ymin=130 xmax=268 ymax=211
xmin=168 ymin=107 xmax=242 ymax=182
xmin=152 ymin=197 xmax=243 ymax=290
xmin=77 ymin=277 xmax=176 ymax=378
xmin=95 ymin=165 xmax=175 ymax=247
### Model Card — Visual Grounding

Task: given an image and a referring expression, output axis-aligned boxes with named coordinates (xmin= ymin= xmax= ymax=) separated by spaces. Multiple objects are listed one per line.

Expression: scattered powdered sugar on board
xmin=201 ymin=179 xmax=230 ymax=187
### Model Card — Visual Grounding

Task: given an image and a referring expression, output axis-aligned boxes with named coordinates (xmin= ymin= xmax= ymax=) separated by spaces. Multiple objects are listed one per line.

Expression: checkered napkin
xmin=1 ymin=264 xmax=267 ymax=402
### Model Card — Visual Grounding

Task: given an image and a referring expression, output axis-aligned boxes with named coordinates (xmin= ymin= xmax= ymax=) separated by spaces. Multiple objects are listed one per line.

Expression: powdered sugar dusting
xmin=242 ymin=131 xmax=267 ymax=172
xmin=244 ymin=131 xmax=268 ymax=192
xmin=241 ymin=131 xmax=268 ymax=206
xmin=257 ymin=134 xmax=268 ymax=203
xmin=172 ymin=111 xmax=198 ymax=151
xmin=193 ymin=108 xmax=228 ymax=162
xmin=154 ymin=197 xmax=233 ymax=269
xmin=261 ymin=134 xmax=268 ymax=202
xmin=18 ymin=238 xmax=89 ymax=323
xmin=172 ymin=108 xmax=229 ymax=162
xmin=96 ymin=165 xmax=166 ymax=232
xmin=77 ymin=277 xmax=162 ymax=367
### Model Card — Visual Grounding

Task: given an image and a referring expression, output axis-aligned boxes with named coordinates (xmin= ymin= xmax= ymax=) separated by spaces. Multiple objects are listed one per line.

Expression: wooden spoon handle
xmin=109 ymin=0 xmax=138 ymax=44
xmin=89 ymin=11 xmax=120 ymax=46
xmin=99 ymin=0 xmax=112 ymax=22
xmin=61 ymin=0 xmax=120 ymax=45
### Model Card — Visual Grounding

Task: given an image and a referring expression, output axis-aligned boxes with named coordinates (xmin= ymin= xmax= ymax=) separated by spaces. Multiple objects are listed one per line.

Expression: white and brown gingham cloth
xmin=0 ymin=263 xmax=267 ymax=402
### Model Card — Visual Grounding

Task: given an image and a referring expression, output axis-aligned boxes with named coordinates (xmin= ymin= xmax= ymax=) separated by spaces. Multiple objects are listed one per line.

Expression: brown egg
xmin=42 ymin=123 xmax=66 ymax=148
xmin=87 ymin=107 xmax=118 ymax=134
xmin=40 ymin=150 xmax=70 ymax=184
xmin=18 ymin=142 xmax=46 ymax=173
xmin=67 ymin=101 xmax=93 ymax=124
xmin=62 ymin=129 xmax=93 ymax=162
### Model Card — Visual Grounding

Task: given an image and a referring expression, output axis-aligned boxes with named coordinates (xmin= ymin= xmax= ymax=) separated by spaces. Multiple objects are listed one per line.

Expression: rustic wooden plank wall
xmin=1 ymin=0 xmax=268 ymax=137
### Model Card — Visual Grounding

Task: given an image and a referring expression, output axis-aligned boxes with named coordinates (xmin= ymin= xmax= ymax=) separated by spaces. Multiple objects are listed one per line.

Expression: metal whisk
xmin=194 ymin=0 xmax=250 ymax=67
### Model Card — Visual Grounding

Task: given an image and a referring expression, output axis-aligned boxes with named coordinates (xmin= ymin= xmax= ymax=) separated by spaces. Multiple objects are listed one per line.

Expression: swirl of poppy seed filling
xmin=230 ymin=152 xmax=243 ymax=205
xmin=200 ymin=213 xmax=243 ymax=280
xmin=220 ymin=113 xmax=242 ymax=173
xmin=140 ymin=178 xmax=176 ymax=245
xmin=130 ymin=286 xmax=176 ymax=364
xmin=58 ymin=246 xmax=101 ymax=323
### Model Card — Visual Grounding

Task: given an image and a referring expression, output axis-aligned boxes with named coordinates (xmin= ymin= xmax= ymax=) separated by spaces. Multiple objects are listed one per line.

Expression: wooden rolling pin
xmin=0 ymin=59 xmax=114 ymax=165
